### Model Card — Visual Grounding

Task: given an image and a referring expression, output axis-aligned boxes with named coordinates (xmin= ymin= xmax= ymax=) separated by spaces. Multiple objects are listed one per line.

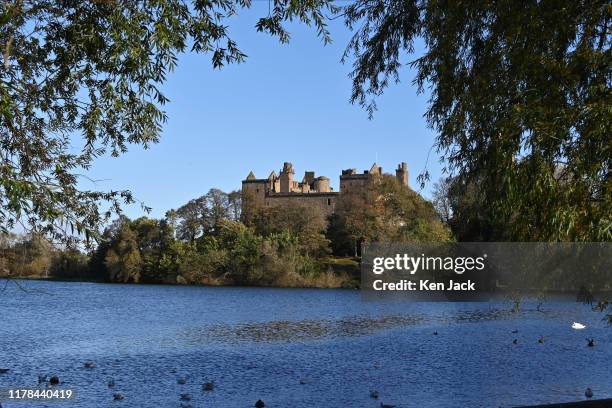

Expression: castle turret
xmin=279 ymin=162 xmax=294 ymax=193
xmin=303 ymin=171 xmax=315 ymax=185
xmin=268 ymin=171 xmax=277 ymax=192
xmin=396 ymin=162 xmax=409 ymax=186
xmin=314 ymin=176 xmax=330 ymax=192
xmin=242 ymin=171 xmax=267 ymax=207
xmin=369 ymin=163 xmax=382 ymax=176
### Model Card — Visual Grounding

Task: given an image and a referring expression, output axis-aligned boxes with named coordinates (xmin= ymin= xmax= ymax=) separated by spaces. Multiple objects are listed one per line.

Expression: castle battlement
xmin=242 ymin=161 xmax=408 ymax=216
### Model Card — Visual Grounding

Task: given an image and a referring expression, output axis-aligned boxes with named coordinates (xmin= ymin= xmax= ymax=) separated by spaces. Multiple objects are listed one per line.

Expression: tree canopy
xmin=0 ymin=0 xmax=335 ymax=241
xmin=343 ymin=0 xmax=610 ymax=241
xmin=1 ymin=1 xmax=609 ymax=242
xmin=330 ymin=174 xmax=452 ymax=255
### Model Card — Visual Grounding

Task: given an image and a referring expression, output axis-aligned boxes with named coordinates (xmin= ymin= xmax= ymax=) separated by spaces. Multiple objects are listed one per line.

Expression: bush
xmin=50 ymin=249 xmax=88 ymax=280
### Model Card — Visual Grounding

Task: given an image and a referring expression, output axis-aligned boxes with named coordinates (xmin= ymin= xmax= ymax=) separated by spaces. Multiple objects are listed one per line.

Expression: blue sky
xmin=85 ymin=5 xmax=443 ymax=220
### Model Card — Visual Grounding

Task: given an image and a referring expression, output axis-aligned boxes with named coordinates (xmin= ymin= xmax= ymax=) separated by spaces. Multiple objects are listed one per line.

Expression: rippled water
xmin=1 ymin=280 xmax=611 ymax=407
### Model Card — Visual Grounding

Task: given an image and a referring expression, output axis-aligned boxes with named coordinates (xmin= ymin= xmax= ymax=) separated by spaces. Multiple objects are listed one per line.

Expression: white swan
xmin=572 ymin=322 xmax=586 ymax=329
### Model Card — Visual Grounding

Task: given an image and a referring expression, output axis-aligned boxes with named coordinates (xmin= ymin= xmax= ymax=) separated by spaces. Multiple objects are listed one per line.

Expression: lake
xmin=0 ymin=279 xmax=611 ymax=407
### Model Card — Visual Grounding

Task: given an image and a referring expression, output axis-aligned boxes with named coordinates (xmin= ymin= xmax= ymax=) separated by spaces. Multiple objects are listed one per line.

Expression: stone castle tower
xmin=396 ymin=162 xmax=409 ymax=186
xmin=242 ymin=161 xmax=409 ymax=216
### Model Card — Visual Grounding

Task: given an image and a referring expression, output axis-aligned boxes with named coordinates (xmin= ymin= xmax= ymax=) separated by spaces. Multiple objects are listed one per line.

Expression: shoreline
xmin=3 ymin=277 xmax=612 ymax=300
xmin=0 ymin=275 xmax=360 ymax=290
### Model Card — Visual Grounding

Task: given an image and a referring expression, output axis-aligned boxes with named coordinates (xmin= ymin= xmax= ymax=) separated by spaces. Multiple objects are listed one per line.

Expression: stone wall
xmin=339 ymin=174 xmax=371 ymax=192
xmin=242 ymin=179 xmax=267 ymax=206
xmin=265 ymin=192 xmax=339 ymax=216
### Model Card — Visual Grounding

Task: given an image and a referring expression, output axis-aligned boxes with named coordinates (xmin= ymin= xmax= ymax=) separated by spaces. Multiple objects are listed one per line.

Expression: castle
xmin=242 ymin=162 xmax=409 ymax=216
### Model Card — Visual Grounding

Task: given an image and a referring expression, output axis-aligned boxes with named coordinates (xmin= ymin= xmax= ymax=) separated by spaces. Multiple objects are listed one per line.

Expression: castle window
xmin=327 ymin=198 xmax=331 ymax=206
xmin=256 ymin=188 xmax=259 ymax=193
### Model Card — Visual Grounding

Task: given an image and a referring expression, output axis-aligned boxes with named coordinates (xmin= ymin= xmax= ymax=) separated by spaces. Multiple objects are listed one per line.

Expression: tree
xmin=0 ymin=232 xmax=54 ymax=277
xmin=216 ymin=220 xmax=263 ymax=284
xmin=448 ymin=176 xmax=496 ymax=242
xmin=49 ymin=247 xmax=88 ymax=280
xmin=333 ymin=183 xmax=386 ymax=256
xmin=174 ymin=188 xmax=234 ymax=241
xmin=334 ymin=174 xmax=452 ymax=255
xmin=375 ymin=174 xmax=452 ymax=242
xmin=16 ymin=233 xmax=54 ymax=277
xmin=87 ymin=217 xmax=131 ymax=281
xmin=205 ymin=188 xmax=230 ymax=231
xmin=175 ymin=196 xmax=207 ymax=242
xmin=432 ymin=178 xmax=452 ymax=224
xmin=342 ymin=0 xmax=611 ymax=241
xmin=249 ymin=201 xmax=330 ymax=256
xmin=104 ymin=224 xmax=142 ymax=283
xmin=227 ymin=190 xmax=242 ymax=221
xmin=0 ymin=0 xmax=336 ymax=240
xmin=130 ymin=217 xmax=178 ymax=282
xmin=434 ymin=174 xmax=500 ymax=242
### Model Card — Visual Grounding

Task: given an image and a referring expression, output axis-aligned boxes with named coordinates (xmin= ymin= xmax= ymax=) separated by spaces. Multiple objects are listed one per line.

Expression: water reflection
xmin=453 ymin=308 xmax=517 ymax=323
xmin=181 ymin=314 xmax=425 ymax=344
xmin=179 ymin=306 xmax=570 ymax=345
